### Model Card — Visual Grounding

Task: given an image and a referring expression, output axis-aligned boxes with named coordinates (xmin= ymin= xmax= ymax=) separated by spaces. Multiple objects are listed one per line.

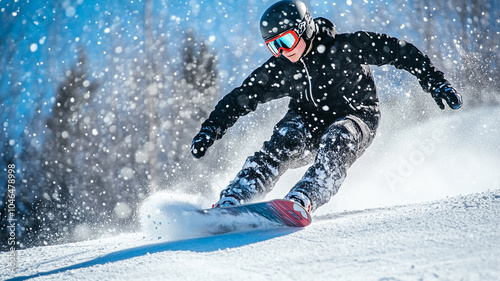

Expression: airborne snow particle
xmin=65 ymin=7 xmax=76 ymax=17
xmin=114 ymin=202 xmax=132 ymax=219
xmin=73 ymin=224 xmax=92 ymax=240
xmin=30 ymin=43 xmax=38 ymax=52
xmin=317 ymin=45 xmax=326 ymax=54
xmin=120 ymin=167 xmax=134 ymax=180
xmin=135 ymin=150 xmax=148 ymax=164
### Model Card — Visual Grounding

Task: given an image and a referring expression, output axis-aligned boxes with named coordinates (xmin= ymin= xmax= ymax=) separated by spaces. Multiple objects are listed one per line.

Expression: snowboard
xmin=192 ymin=199 xmax=311 ymax=235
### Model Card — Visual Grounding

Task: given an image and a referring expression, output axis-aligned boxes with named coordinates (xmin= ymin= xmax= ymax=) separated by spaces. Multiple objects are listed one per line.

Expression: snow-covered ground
xmin=3 ymin=107 xmax=500 ymax=281
xmin=3 ymin=189 xmax=499 ymax=281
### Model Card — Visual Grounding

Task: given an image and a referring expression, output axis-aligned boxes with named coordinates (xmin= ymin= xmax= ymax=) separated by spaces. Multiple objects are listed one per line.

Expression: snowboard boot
xmin=285 ymin=192 xmax=312 ymax=213
xmin=212 ymin=195 xmax=241 ymax=208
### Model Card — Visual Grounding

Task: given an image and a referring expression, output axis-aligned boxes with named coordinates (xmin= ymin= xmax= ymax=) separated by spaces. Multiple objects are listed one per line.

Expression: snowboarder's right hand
xmin=191 ymin=127 xmax=216 ymax=159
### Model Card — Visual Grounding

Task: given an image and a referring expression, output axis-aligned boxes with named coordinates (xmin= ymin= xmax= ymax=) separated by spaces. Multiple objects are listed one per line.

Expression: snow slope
xmin=4 ymin=189 xmax=499 ymax=281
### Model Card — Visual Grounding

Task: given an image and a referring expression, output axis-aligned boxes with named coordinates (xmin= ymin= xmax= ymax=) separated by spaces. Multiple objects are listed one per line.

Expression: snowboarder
xmin=191 ymin=0 xmax=462 ymax=212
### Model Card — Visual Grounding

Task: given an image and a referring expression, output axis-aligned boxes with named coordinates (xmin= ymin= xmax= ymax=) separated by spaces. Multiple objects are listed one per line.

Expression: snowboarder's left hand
xmin=431 ymin=83 xmax=463 ymax=110
xmin=191 ymin=127 xmax=216 ymax=159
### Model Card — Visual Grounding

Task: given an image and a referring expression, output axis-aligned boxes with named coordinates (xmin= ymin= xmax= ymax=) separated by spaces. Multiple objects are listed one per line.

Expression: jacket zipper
xmin=300 ymin=58 xmax=318 ymax=107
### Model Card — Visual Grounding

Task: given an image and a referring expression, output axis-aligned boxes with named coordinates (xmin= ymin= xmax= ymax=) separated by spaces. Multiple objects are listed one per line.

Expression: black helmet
xmin=260 ymin=0 xmax=316 ymax=41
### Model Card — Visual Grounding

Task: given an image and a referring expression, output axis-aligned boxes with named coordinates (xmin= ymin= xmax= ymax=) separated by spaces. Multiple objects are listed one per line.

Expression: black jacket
xmin=201 ymin=18 xmax=447 ymax=139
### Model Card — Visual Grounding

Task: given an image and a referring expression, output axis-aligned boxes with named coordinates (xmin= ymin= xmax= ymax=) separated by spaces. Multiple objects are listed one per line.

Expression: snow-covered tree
xmin=163 ymin=31 xmax=219 ymax=193
xmin=31 ymin=49 xmax=99 ymax=245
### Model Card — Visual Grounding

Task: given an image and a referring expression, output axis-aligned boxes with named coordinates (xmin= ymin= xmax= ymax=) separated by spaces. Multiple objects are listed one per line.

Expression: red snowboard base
xmin=193 ymin=199 xmax=311 ymax=235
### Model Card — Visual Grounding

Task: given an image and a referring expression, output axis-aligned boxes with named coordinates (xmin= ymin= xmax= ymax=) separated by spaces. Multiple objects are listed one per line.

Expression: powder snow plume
xmin=139 ymin=191 xmax=204 ymax=241
xmin=139 ymin=190 xmax=288 ymax=241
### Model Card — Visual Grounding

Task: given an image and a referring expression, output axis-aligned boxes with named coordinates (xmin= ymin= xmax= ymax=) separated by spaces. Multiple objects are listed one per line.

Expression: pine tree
xmin=164 ymin=31 xmax=219 ymax=193
xmin=35 ymin=48 xmax=99 ymax=245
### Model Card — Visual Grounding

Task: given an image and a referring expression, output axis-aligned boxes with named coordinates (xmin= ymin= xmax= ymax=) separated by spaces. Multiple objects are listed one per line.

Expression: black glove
xmin=431 ymin=83 xmax=463 ymax=110
xmin=191 ymin=127 xmax=216 ymax=159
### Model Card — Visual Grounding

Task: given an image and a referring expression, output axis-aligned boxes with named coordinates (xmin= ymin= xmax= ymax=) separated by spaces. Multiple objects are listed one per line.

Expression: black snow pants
xmin=220 ymin=108 xmax=380 ymax=212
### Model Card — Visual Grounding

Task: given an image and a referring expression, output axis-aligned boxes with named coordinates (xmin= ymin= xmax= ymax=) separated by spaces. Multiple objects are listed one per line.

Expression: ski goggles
xmin=265 ymin=29 xmax=300 ymax=57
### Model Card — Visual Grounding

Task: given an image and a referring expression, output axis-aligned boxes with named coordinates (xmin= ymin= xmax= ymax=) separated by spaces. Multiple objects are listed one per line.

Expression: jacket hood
xmin=314 ymin=17 xmax=337 ymax=41
xmin=301 ymin=17 xmax=337 ymax=58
